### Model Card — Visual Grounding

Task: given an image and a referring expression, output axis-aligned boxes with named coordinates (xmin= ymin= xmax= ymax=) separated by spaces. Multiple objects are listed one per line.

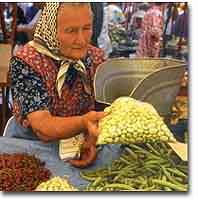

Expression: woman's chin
xmin=62 ymin=50 xmax=87 ymax=60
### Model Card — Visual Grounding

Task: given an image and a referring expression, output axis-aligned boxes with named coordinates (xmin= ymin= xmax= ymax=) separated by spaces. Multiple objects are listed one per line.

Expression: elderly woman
xmin=8 ymin=3 xmax=107 ymax=167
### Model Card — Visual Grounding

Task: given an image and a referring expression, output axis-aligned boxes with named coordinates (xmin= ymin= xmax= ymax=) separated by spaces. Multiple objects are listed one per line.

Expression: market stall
xmin=0 ymin=2 xmax=189 ymax=192
xmin=0 ymin=57 xmax=188 ymax=192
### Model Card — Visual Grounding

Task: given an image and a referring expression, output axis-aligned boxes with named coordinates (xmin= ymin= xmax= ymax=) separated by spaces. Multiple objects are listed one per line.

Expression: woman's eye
xmin=64 ymin=28 xmax=74 ymax=33
xmin=83 ymin=26 xmax=91 ymax=31
xmin=84 ymin=27 xmax=90 ymax=30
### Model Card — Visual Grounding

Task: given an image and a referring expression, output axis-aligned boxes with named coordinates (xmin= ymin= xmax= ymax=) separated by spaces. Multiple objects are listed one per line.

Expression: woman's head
xmin=34 ymin=3 xmax=93 ymax=60
xmin=57 ymin=3 xmax=93 ymax=60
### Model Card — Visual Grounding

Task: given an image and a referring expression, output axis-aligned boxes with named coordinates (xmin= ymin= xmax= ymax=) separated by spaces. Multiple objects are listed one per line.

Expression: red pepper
xmin=0 ymin=153 xmax=51 ymax=191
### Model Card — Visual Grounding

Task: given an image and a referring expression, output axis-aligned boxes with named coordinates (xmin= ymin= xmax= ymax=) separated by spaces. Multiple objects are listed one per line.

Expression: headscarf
xmin=29 ymin=2 xmax=89 ymax=97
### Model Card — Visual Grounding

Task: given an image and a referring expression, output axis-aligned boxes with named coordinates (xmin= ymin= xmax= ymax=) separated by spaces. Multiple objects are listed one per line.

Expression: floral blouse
xmin=136 ymin=5 xmax=163 ymax=57
xmin=10 ymin=44 xmax=105 ymax=128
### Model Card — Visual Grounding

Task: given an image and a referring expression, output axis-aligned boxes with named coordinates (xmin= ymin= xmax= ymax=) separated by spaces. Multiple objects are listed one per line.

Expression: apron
xmin=3 ymin=116 xmax=40 ymax=140
xmin=3 ymin=116 xmax=123 ymax=162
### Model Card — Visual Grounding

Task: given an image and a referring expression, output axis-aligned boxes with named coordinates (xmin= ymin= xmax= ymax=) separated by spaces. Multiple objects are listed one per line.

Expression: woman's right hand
xmin=82 ymin=111 xmax=107 ymax=138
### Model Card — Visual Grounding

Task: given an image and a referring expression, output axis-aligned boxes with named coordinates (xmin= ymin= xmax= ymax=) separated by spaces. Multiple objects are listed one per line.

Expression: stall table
xmin=0 ymin=136 xmax=122 ymax=191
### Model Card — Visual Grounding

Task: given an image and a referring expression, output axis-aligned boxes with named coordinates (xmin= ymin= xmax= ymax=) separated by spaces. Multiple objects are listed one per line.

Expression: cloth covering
xmin=1 ymin=117 xmax=122 ymax=190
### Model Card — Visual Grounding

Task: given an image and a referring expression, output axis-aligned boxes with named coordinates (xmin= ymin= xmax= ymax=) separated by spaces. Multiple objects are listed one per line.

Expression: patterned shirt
xmin=136 ymin=5 xmax=163 ymax=57
xmin=10 ymin=44 xmax=105 ymax=128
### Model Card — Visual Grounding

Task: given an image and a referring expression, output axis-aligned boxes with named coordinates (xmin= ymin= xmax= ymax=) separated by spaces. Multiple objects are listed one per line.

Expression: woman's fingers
xmin=87 ymin=121 xmax=99 ymax=138
xmin=95 ymin=111 xmax=108 ymax=121
xmin=86 ymin=111 xmax=108 ymax=137
xmin=68 ymin=111 xmax=107 ymax=168
xmin=68 ymin=145 xmax=97 ymax=168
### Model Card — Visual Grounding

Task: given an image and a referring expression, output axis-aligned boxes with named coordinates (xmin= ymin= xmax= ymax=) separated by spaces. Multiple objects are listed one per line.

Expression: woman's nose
xmin=75 ymin=29 xmax=86 ymax=46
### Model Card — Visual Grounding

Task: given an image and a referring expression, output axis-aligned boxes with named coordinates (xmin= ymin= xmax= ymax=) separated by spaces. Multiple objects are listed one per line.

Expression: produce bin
xmin=94 ymin=58 xmax=186 ymax=117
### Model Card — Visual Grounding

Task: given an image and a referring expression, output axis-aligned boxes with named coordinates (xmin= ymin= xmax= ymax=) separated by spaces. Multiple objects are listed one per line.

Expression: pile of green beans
xmin=80 ymin=142 xmax=188 ymax=191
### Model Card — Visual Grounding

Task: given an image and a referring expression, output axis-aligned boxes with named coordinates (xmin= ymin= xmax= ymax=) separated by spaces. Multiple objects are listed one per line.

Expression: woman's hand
xmin=83 ymin=111 xmax=107 ymax=137
xmin=82 ymin=111 xmax=107 ymax=137
xmin=68 ymin=133 xmax=97 ymax=168
xmin=68 ymin=111 xmax=107 ymax=168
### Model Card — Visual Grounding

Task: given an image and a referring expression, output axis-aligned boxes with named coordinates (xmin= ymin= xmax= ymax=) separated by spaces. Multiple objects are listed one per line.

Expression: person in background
xmin=107 ymin=2 xmax=126 ymax=27
xmin=106 ymin=2 xmax=127 ymax=52
xmin=13 ymin=3 xmax=41 ymax=55
xmin=90 ymin=2 xmax=104 ymax=48
xmin=162 ymin=3 xmax=175 ymax=56
xmin=130 ymin=9 xmax=146 ymax=41
xmin=17 ymin=3 xmax=44 ymax=41
xmin=97 ymin=3 xmax=113 ymax=59
xmin=12 ymin=5 xmax=29 ymax=55
xmin=136 ymin=3 xmax=164 ymax=57
xmin=173 ymin=3 xmax=188 ymax=61
xmin=8 ymin=3 xmax=107 ymax=168
xmin=173 ymin=3 xmax=188 ymax=46
xmin=25 ymin=3 xmax=41 ymax=23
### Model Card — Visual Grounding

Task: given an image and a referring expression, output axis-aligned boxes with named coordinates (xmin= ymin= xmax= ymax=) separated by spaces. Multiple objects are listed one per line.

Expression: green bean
xmin=120 ymin=157 xmax=131 ymax=165
xmin=142 ymin=186 xmax=157 ymax=191
xmin=146 ymin=143 xmax=161 ymax=156
xmin=161 ymin=166 xmax=184 ymax=186
xmin=80 ymin=172 xmax=97 ymax=181
xmin=144 ymin=167 xmax=157 ymax=175
xmin=164 ymin=187 xmax=172 ymax=191
xmin=145 ymin=154 xmax=163 ymax=160
xmin=96 ymin=186 xmax=104 ymax=191
xmin=124 ymin=147 xmax=138 ymax=160
xmin=128 ymin=144 xmax=149 ymax=154
xmin=152 ymin=179 xmax=187 ymax=191
xmin=176 ymin=165 xmax=188 ymax=173
xmin=160 ymin=142 xmax=169 ymax=152
xmin=92 ymin=177 xmax=103 ymax=187
xmin=145 ymin=159 xmax=165 ymax=166
xmin=166 ymin=168 xmax=187 ymax=178
xmin=103 ymin=183 xmax=135 ymax=191
xmin=80 ymin=143 xmax=188 ymax=192
xmin=120 ymin=154 xmax=131 ymax=162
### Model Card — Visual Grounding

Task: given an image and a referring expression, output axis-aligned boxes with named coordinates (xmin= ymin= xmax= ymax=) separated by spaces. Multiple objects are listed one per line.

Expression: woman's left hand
xmin=68 ymin=133 xmax=97 ymax=168
xmin=68 ymin=111 xmax=108 ymax=168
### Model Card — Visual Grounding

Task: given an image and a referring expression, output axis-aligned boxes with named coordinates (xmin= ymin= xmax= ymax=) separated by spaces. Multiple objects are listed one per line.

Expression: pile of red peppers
xmin=0 ymin=153 xmax=51 ymax=192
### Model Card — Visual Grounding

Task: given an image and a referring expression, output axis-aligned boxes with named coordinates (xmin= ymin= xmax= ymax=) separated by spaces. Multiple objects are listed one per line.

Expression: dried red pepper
xmin=0 ymin=153 xmax=51 ymax=192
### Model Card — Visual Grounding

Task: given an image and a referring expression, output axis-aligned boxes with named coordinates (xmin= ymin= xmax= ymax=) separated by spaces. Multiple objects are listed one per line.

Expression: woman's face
xmin=57 ymin=5 xmax=92 ymax=60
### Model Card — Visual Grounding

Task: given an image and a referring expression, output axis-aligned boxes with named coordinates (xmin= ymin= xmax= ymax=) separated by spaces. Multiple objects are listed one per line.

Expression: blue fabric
xmin=25 ymin=6 xmax=39 ymax=23
xmin=4 ymin=117 xmax=39 ymax=140
xmin=10 ymin=57 xmax=50 ymax=117
xmin=10 ymin=55 xmax=92 ymax=118
xmin=0 ymin=118 xmax=123 ymax=190
xmin=172 ymin=12 xmax=188 ymax=39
